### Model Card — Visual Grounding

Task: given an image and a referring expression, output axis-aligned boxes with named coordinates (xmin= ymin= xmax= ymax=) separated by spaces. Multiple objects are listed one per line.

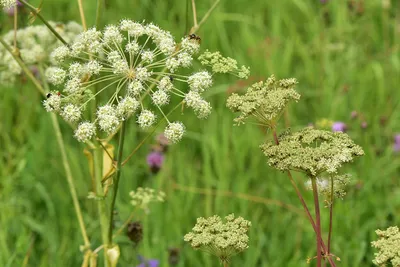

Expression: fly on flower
xmin=188 ymin=33 xmax=201 ymax=43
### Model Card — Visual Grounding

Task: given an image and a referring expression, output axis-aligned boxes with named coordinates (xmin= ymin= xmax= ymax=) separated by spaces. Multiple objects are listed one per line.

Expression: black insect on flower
xmin=188 ymin=33 xmax=201 ymax=43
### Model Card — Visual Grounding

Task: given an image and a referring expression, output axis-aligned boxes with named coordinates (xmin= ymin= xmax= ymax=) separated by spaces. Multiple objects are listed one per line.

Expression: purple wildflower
xmin=146 ymin=151 xmax=164 ymax=173
xmin=137 ymin=256 xmax=159 ymax=267
xmin=332 ymin=122 xmax=347 ymax=132
xmin=393 ymin=134 xmax=400 ymax=152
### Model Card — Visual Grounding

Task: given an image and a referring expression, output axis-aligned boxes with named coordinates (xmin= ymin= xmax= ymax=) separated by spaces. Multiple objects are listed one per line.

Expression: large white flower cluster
xmin=0 ymin=21 xmax=82 ymax=84
xmin=44 ymin=20 xmax=220 ymax=143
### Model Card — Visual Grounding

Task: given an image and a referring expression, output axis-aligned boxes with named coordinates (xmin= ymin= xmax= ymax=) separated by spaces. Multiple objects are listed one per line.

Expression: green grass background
xmin=1 ymin=0 xmax=400 ymax=266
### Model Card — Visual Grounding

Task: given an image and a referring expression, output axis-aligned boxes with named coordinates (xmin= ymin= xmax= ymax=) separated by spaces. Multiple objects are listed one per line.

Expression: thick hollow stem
xmin=93 ymin=147 xmax=109 ymax=267
xmin=311 ymin=178 xmax=322 ymax=267
xmin=107 ymin=121 xmax=127 ymax=244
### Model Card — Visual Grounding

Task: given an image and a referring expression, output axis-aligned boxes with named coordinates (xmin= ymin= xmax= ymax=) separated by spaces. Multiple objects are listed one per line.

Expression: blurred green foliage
xmin=1 ymin=0 xmax=400 ymax=266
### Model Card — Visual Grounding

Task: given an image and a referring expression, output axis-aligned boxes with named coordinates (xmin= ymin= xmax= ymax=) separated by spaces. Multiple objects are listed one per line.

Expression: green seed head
xmin=260 ymin=127 xmax=364 ymax=176
xmin=226 ymin=75 xmax=300 ymax=126
xmin=184 ymin=214 xmax=251 ymax=263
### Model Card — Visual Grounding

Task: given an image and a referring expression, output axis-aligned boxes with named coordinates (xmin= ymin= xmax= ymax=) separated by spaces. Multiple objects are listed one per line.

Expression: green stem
xmin=93 ymin=146 xmax=110 ymax=267
xmin=107 ymin=121 xmax=127 ymax=244
xmin=50 ymin=113 xmax=91 ymax=249
xmin=95 ymin=0 xmax=103 ymax=29
xmin=19 ymin=0 xmax=68 ymax=45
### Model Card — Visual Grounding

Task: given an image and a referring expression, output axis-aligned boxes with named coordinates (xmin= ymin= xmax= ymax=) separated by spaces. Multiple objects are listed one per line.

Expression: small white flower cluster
xmin=42 ymin=21 xmax=249 ymax=143
xmin=305 ymin=174 xmax=351 ymax=205
xmin=1 ymin=0 xmax=16 ymax=9
xmin=129 ymin=187 xmax=166 ymax=213
xmin=0 ymin=21 xmax=82 ymax=85
xmin=198 ymin=50 xmax=250 ymax=79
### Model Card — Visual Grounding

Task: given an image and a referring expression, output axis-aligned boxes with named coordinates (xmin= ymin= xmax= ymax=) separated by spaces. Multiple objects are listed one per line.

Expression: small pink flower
xmin=332 ymin=122 xmax=347 ymax=132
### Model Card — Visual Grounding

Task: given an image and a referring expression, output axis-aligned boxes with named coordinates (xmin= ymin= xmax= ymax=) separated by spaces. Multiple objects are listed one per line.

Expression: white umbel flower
xmin=151 ymin=90 xmax=169 ymax=106
xmin=97 ymin=105 xmax=116 ymax=118
xmin=165 ymin=57 xmax=180 ymax=73
xmin=164 ymin=122 xmax=185 ymax=143
xmin=194 ymin=99 xmax=212 ymax=119
xmin=127 ymin=80 xmax=144 ymax=96
xmin=125 ymin=41 xmax=140 ymax=54
xmin=120 ymin=20 xmax=146 ymax=37
xmin=74 ymin=122 xmax=96 ymax=142
xmin=103 ymin=25 xmax=124 ymax=45
xmin=43 ymin=93 xmax=61 ymax=112
xmin=181 ymin=37 xmax=200 ymax=54
xmin=50 ymin=45 xmax=70 ymax=64
xmin=158 ymin=76 xmax=174 ymax=91
xmin=178 ymin=52 xmax=193 ymax=68
xmin=68 ymin=62 xmax=85 ymax=78
xmin=135 ymin=67 xmax=152 ymax=81
xmin=61 ymin=104 xmax=82 ymax=123
xmin=184 ymin=91 xmax=212 ymax=119
xmin=137 ymin=110 xmax=156 ymax=128
xmin=141 ymin=50 xmax=155 ymax=63
xmin=1 ymin=0 xmax=16 ymax=9
xmin=97 ymin=105 xmax=120 ymax=133
xmin=65 ymin=77 xmax=82 ymax=94
xmin=85 ymin=60 xmax=102 ymax=75
xmin=98 ymin=115 xmax=120 ymax=134
xmin=45 ymin=67 xmax=66 ymax=85
xmin=116 ymin=96 xmax=140 ymax=119
xmin=188 ymin=71 xmax=213 ymax=92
